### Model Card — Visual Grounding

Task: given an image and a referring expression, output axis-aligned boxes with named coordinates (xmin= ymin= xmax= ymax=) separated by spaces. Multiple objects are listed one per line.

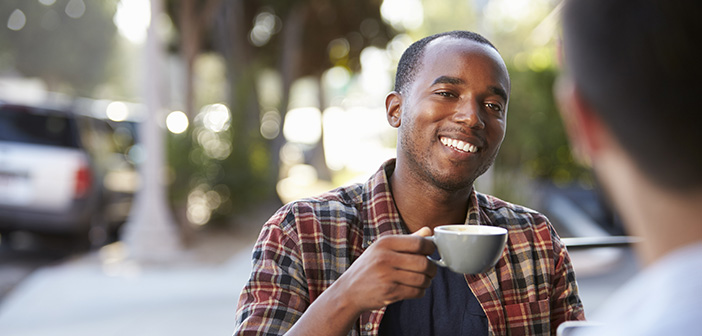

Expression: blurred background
xmin=0 ymin=0 xmax=637 ymax=334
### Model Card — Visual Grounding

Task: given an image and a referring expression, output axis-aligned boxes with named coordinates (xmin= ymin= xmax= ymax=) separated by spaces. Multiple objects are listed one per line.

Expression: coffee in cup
xmin=427 ymin=224 xmax=508 ymax=274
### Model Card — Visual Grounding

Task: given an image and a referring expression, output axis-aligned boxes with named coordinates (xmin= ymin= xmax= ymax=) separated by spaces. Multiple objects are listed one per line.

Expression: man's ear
xmin=385 ymin=91 xmax=402 ymax=128
xmin=555 ymin=76 xmax=609 ymax=166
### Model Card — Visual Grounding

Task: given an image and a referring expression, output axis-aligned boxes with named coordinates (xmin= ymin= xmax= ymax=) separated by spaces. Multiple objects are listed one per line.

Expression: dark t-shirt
xmin=378 ymin=252 xmax=489 ymax=336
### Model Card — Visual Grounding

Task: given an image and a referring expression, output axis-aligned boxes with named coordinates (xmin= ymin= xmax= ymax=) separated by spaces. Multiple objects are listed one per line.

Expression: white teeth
xmin=462 ymin=143 xmax=473 ymax=152
xmin=440 ymin=137 xmax=478 ymax=153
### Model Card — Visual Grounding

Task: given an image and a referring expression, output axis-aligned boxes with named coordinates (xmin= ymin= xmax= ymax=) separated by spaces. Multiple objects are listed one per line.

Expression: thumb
xmin=411 ymin=226 xmax=432 ymax=237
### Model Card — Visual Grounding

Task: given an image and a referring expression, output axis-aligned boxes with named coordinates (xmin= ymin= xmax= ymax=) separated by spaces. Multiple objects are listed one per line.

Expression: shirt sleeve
xmin=233 ymin=206 xmax=310 ymax=335
xmin=549 ymin=224 xmax=586 ymax=333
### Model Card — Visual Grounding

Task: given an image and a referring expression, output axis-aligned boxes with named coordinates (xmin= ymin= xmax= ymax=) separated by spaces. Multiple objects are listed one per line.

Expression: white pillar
xmin=121 ymin=0 xmax=181 ymax=261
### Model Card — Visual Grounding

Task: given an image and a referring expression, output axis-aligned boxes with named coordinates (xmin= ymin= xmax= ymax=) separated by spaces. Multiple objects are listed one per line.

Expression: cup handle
xmin=425 ymin=236 xmax=448 ymax=268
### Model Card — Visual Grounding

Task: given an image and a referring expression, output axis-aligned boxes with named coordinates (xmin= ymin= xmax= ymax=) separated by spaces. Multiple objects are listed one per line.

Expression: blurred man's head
xmin=560 ymin=0 xmax=702 ymax=192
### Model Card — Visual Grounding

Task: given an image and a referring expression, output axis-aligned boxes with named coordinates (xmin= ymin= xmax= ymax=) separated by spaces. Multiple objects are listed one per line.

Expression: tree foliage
xmin=0 ymin=0 xmax=118 ymax=96
xmin=163 ymin=0 xmax=395 ymax=225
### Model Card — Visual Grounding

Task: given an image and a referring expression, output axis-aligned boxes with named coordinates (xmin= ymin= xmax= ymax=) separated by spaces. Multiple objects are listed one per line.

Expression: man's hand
xmin=332 ymin=226 xmax=438 ymax=313
xmin=286 ymin=227 xmax=437 ymax=336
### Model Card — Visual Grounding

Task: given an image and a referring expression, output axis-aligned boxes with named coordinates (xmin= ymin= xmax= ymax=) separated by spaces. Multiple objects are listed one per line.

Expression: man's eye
xmin=436 ymin=91 xmax=456 ymax=98
xmin=486 ymin=103 xmax=503 ymax=112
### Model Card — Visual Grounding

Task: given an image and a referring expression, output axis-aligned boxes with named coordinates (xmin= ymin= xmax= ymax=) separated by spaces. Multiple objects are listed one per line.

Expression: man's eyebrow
xmin=490 ymin=86 xmax=508 ymax=102
xmin=431 ymin=76 xmax=465 ymax=86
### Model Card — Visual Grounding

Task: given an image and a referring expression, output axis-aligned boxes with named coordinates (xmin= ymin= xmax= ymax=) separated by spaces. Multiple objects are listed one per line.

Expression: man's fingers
xmin=384 ymin=249 xmax=437 ymax=275
xmin=373 ymin=271 xmax=433 ymax=306
xmin=393 ymin=268 xmax=434 ymax=289
xmin=412 ymin=226 xmax=432 ymax=237
xmin=380 ymin=269 xmax=434 ymax=304
xmin=376 ymin=233 xmax=436 ymax=255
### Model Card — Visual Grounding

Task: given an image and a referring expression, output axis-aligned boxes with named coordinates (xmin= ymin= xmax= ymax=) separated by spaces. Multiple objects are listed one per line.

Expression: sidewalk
xmin=0 ymin=227 xmax=257 ymax=336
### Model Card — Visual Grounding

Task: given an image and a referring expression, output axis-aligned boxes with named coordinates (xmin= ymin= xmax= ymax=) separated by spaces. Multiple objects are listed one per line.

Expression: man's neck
xmin=389 ymin=164 xmax=473 ymax=233
xmin=631 ymin=188 xmax=702 ymax=266
xmin=596 ymin=153 xmax=702 ymax=266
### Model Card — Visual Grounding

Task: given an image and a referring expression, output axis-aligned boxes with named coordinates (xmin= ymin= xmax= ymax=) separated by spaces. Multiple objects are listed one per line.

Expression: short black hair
xmin=561 ymin=0 xmax=702 ymax=191
xmin=394 ymin=31 xmax=498 ymax=94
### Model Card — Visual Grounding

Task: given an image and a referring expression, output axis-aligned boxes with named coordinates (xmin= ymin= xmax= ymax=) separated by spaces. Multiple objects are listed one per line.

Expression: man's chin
xmin=430 ymin=174 xmax=476 ymax=193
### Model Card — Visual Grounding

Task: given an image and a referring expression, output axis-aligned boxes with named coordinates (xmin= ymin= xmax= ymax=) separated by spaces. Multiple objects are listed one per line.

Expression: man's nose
xmin=451 ymin=100 xmax=485 ymax=129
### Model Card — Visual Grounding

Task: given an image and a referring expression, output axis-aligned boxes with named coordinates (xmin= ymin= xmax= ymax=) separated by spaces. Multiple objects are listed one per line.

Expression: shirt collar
xmin=465 ymin=187 xmax=482 ymax=226
xmin=361 ymin=159 xmax=406 ymax=249
xmin=361 ymin=159 xmax=482 ymax=249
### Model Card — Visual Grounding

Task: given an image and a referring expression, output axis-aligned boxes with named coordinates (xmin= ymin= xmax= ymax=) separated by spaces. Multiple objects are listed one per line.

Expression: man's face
xmin=391 ymin=38 xmax=510 ymax=191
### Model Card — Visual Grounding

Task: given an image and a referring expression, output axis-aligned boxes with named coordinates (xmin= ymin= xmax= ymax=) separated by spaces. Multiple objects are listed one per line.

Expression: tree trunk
xmin=270 ymin=4 xmax=306 ymax=184
xmin=122 ymin=0 xmax=181 ymax=261
xmin=311 ymin=74 xmax=331 ymax=181
xmin=179 ymin=0 xmax=198 ymax=119
xmin=178 ymin=0 xmax=222 ymax=119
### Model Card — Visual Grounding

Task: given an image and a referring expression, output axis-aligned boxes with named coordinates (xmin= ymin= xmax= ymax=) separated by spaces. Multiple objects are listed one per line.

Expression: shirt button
xmin=364 ymin=322 xmax=373 ymax=331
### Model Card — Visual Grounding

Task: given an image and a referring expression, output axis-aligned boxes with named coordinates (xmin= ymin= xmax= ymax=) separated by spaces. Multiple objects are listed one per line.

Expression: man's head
xmin=386 ymin=31 xmax=510 ymax=191
xmin=559 ymin=0 xmax=702 ymax=192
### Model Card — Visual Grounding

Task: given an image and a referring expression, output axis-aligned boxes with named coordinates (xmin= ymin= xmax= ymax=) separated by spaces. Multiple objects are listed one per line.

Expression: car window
xmin=0 ymin=105 xmax=80 ymax=148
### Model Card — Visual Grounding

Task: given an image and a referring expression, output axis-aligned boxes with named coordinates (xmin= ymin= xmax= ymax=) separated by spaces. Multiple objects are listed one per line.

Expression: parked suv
xmin=0 ymin=101 xmax=136 ymax=249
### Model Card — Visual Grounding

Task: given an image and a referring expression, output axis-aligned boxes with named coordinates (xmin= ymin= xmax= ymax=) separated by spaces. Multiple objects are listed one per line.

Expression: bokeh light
xmin=323 ymin=66 xmax=351 ymax=90
xmin=185 ymin=184 xmax=230 ymax=226
xmin=7 ymin=9 xmax=26 ymax=31
xmin=360 ymin=47 xmax=392 ymax=97
xmin=106 ymin=101 xmax=129 ymax=122
xmin=195 ymin=128 xmax=232 ymax=160
xmin=283 ymin=107 xmax=322 ymax=145
xmin=200 ymin=103 xmax=231 ymax=133
xmin=380 ymin=0 xmax=423 ymax=31
xmin=484 ymin=0 xmax=552 ymax=34
xmin=187 ymin=187 xmax=211 ymax=226
xmin=65 ymin=0 xmax=86 ymax=19
xmin=249 ymin=10 xmax=281 ymax=47
xmin=322 ymin=106 xmax=396 ymax=173
xmin=114 ymin=0 xmax=151 ymax=44
xmin=328 ymin=38 xmax=350 ymax=61
xmin=260 ymin=110 xmax=281 ymax=140
xmin=166 ymin=111 xmax=189 ymax=134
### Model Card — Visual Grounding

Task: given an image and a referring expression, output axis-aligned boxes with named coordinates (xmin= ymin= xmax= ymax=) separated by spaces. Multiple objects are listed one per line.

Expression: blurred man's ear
xmin=385 ymin=91 xmax=402 ymax=128
xmin=554 ymin=75 xmax=607 ymax=167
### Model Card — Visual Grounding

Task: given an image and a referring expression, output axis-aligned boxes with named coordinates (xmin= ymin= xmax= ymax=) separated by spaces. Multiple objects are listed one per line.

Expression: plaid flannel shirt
xmin=234 ymin=160 xmax=585 ymax=335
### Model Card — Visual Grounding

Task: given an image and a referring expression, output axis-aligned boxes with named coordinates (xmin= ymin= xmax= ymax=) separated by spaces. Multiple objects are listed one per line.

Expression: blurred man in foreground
xmin=556 ymin=0 xmax=702 ymax=334
xmin=234 ymin=30 xmax=584 ymax=335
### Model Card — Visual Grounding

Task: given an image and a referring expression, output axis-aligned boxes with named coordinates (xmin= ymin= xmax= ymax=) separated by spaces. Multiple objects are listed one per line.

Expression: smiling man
xmin=234 ymin=31 xmax=584 ymax=336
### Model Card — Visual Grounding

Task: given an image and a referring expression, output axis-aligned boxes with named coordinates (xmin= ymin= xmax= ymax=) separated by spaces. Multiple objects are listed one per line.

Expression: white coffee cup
xmin=427 ymin=224 xmax=508 ymax=274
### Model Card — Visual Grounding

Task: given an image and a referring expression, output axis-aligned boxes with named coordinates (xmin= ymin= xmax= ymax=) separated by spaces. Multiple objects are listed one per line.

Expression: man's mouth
xmin=440 ymin=136 xmax=478 ymax=153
